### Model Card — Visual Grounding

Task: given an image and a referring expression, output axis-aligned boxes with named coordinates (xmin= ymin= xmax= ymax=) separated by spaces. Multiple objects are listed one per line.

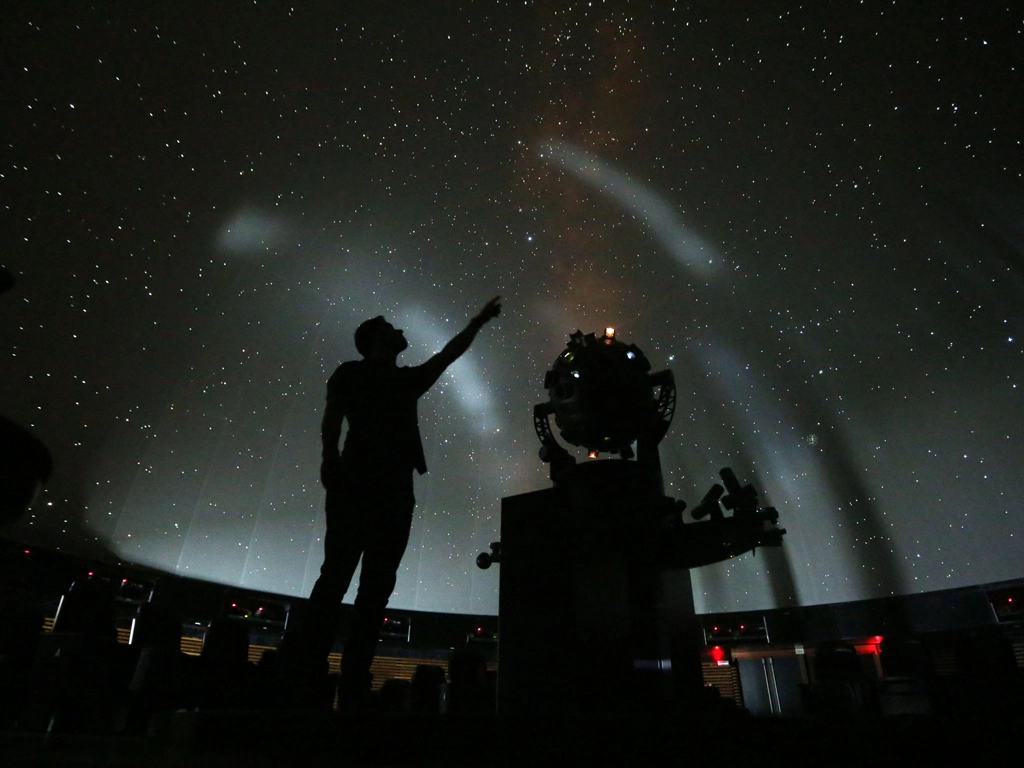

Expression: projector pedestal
xmin=497 ymin=461 xmax=704 ymax=715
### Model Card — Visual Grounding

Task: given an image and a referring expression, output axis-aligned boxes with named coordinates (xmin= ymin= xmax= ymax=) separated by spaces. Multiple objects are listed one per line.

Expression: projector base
xmin=497 ymin=462 xmax=704 ymax=715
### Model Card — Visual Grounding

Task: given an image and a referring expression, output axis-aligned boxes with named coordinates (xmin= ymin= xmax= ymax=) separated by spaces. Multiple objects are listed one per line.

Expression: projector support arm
xmin=533 ymin=403 xmax=576 ymax=485
xmin=634 ymin=369 xmax=676 ymax=496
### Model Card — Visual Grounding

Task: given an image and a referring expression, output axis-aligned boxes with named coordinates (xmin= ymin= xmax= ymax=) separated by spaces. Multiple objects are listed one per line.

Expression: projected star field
xmin=1 ymin=1 xmax=1021 ymax=615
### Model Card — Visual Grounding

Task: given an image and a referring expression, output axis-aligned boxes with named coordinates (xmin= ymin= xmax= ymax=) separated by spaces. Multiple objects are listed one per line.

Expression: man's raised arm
xmin=417 ymin=296 xmax=501 ymax=389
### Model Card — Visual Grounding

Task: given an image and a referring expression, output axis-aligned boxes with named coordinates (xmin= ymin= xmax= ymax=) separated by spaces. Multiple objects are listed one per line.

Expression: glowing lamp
xmin=708 ymin=645 xmax=729 ymax=665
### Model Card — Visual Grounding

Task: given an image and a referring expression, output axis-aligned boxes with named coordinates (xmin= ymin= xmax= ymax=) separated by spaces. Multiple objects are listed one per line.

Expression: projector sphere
xmin=541 ymin=330 xmax=670 ymax=456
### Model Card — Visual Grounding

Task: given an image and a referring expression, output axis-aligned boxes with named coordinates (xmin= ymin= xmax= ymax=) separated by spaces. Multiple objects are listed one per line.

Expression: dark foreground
xmin=0 ymin=711 xmax=1015 ymax=768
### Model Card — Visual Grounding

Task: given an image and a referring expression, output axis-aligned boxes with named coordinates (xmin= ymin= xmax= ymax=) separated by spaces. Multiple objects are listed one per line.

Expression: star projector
xmin=489 ymin=327 xmax=789 ymax=715
xmin=534 ymin=328 xmax=675 ymax=464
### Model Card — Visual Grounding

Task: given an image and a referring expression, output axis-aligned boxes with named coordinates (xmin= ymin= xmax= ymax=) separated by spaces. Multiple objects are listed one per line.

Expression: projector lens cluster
xmin=541 ymin=329 xmax=657 ymax=456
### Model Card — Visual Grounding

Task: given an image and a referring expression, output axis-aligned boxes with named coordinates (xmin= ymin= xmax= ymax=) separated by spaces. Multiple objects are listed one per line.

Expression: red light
xmin=708 ymin=645 xmax=727 ymax=663
xmin=739 ymin=624 xmax=745 ymax=630
xmin=231 ymin=602 xmax=237 ymax=608
xmin=1009 ymin=597 xmax=1014 ymax=604
xmin=87 ymin=571 xmax=94 ymax=577
xmin=23 ymin=549 xmax=30 ymax=555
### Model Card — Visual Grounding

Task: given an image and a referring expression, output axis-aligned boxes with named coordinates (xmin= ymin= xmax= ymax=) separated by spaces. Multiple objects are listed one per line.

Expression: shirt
xmin=327 ymin=359 xmax=434 ymax=475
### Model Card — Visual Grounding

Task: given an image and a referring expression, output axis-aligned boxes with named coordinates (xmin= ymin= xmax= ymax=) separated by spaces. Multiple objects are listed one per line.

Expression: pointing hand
xmin=474 ymin=296 xmax=502 ymax=325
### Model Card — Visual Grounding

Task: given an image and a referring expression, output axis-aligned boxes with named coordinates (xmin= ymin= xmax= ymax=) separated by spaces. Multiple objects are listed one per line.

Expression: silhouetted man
xmin=293 ymin=296 xmax=501 ymax=704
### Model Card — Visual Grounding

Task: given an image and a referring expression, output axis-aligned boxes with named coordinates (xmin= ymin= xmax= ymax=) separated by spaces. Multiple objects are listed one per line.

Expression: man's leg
xmin=339 ymin=477 xmax=415 ymax=688
xmin=293 ymin=486 xmax=364 ymax=668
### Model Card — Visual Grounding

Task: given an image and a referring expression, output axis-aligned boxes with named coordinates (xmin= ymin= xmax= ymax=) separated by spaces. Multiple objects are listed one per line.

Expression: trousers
xmin=304 ymin=464 xmax=415 ymax=683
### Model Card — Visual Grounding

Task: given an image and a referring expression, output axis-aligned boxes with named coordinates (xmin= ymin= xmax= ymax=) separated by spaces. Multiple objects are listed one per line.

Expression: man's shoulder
xmin=331 ymin=360 xmax=362 ymax=374
xmin=327 ymin=359 xmax=429 ymax=399
xmin=327 ymin=359 xmax=417 ymax=385
xmin=327 ymin=360 xmax=362 ymax=393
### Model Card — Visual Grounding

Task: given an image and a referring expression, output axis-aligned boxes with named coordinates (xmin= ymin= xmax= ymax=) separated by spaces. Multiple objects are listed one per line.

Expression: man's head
xmin=355 ymin=316 xmax=408 ymax=359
